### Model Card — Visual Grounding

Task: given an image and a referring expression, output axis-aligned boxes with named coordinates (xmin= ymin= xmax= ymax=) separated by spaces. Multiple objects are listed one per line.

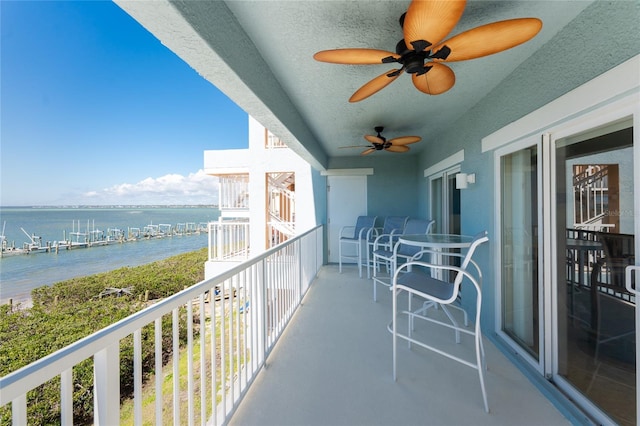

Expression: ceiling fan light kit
xmin=314 ymin=0 xmax=542 ymax=102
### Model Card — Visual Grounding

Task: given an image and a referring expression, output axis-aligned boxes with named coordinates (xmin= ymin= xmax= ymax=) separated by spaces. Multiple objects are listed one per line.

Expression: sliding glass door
xmin=554 ymin=123 xmax=636 ymax=425
xmin=430 ymin=167 xmax=460 ymax=235
xmin=500 ymin=145 xmax=541 ymax=362
xmin=498 ymin=119 xmax=637 ymax=424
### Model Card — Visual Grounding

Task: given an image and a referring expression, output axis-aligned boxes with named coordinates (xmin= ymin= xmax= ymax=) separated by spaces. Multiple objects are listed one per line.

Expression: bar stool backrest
xmin=453 ymin=231 xmax=489 ymax=288
xmin=397 ymin=219 xmax=435 ymax=257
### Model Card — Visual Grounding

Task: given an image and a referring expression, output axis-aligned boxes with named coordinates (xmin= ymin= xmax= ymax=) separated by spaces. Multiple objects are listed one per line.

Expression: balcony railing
xmin=0 ymin=225 xmax=323 ymax=425
xmin=208 ymin=220 xmax=250 ymax=261
xmin=218 ymin=175 xmax=249 ymax=211
xmin=265 ymin=133 xmax=287 ymax=149
xmin=268 ymin=220 xmax=296 ymax=247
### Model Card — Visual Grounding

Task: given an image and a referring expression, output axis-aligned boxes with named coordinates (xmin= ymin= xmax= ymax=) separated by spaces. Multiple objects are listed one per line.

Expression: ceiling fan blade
xmin=361 ymin=148 xmax=376 ymax=156
xmin=432 ymin=18 xmax=543 ymax=62
xmin=389 ymin=136 xmax=421 ymax=145
xmin=403 ymin=0 xmax=466 ymax=52
xmin=340 ymin=145 xmax=372 ymax=149
xmin=364 ymin=135 xmax=385 ymax=144
xmin=412 ymin=62 xmax=455 ymax=95
xmin=314 ymin=48 xmax=400 ymax=65
xmin=386 ymin=145 xmax=410 ymax=153
xmin=349 ymin=69 xmax=402 ymax=103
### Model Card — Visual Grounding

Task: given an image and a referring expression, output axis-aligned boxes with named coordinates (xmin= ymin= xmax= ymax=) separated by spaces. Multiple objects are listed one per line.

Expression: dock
xmin=1 ymin=219 xmax=209 ymax=258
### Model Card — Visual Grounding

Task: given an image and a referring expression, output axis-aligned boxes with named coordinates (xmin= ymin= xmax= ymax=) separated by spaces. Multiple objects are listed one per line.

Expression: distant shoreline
xmin=1 ymin=205 xmax=218 ymax=209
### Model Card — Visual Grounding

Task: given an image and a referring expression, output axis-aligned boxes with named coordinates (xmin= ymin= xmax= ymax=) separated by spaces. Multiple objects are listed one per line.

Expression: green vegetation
xmin=0 ymin=248 xmax=208 ymax=425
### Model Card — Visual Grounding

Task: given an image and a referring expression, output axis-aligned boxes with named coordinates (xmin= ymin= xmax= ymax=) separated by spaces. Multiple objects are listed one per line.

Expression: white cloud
xmin=78 ymin=170 xmax=219 ymax=205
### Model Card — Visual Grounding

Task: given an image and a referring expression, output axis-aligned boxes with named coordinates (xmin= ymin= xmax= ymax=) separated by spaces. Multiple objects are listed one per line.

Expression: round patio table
xmin=398 ymin=233 xmax=475 ymax=250
xmin=397 ymin=234 xmax=476 ymax=280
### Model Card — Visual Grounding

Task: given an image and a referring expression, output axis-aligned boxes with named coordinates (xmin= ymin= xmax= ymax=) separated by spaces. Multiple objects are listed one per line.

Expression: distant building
xmin=203 ymin=116 xmax=316 ymax=279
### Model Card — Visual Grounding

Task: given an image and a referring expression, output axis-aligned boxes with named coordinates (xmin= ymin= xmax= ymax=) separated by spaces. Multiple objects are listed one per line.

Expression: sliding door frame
xmin=494 ymin=135 xmax=546 ymax=374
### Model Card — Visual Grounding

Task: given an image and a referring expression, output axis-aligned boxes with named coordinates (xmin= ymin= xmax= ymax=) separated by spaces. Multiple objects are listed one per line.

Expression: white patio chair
xmin=371 ymin=218 xmax=435 ymax=301
xmin=365 ymin=216 xmax=409 ymax=278
xmin=338 ymin=215 xmax=377 ymax=278
xmin=391 ymin=231 xmax=490 ymax=413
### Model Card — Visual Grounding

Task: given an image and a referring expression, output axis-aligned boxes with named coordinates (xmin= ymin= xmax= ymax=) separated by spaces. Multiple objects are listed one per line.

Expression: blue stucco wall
xmin=328 ymin=155 xmax=421 ymax=228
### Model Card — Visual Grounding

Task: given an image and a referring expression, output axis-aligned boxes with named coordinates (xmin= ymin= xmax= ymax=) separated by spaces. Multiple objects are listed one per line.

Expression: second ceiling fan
xmin=341 ymin=127 xmax=421 ymax=155
xmin=314 ymin=0 xmax=542 ymax=102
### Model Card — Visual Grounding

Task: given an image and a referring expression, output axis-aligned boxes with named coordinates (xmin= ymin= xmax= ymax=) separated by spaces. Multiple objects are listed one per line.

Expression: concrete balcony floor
xmin=230 ymin=264 xmax=570 ymax=426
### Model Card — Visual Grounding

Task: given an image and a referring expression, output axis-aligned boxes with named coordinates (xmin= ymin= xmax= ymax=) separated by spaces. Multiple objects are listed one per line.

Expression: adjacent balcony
xmin=1 ymin=225 xmax=571 ymax=425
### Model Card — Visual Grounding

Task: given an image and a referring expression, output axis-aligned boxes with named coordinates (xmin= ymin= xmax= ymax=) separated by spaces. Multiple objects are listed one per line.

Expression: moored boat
xmin=20 ymin=228 xmax=49 ymax=253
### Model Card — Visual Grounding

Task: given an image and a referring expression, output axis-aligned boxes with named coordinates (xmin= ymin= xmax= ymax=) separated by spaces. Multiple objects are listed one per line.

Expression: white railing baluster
xmin=242 ymin=270 xmax=248 ymax=388
xmin=228 ymin=276 xmax=234 ymax=409
xmin=187 ymin=298 xmax=194 ymax=426
xmin=172 ymin=308 xmax=180 ymax=425
xmin=210 ymin=284 xmax=218 ymax=425
xmin=298 ymin=239 xmax=303 ymax=301
xmin=94 ymin=343 xmax=120 ymax=426
xmin=267 ymin=254 xmax=280 ymax=347
xmin=217 ymin=223 xmax=223 ymax=261
xmin=60 ymin=368 xmax=73 ymax=425
xmin=266 ymin=258 xmax=273 ymax=347
xmin=280 ymin=251 xmax=285 ymax=329
xmin=220 ymin=279 xmax=227 ymax=419
xmin=199 ymin=294 xmax=206 ymax=426
xmin=154 ymin=317 xmax=163 ymax=425
xmin=134 ymin=329 xmax=142 ymax=426
xmin=283 ymin=249 xmax=288 ymax=321
xmin=235 ymin=275 xmax=241 ymax=397
xmin=12 ymin=394 xmax=27 ymax=426
xmin=208 ymin=223 xmax=215 ymax=260
xmin=250 ymin=265 xmax=258 ymax=373
xmin=258 ymin=260 xmax=266 ymax=365
xmin=273 ymin=253 xmax=279 ymax=332
xmin=237 ymin=273 xmax=243 ymax=393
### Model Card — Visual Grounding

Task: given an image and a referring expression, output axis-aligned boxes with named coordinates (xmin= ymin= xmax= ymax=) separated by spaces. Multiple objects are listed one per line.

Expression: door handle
xmin=625 ymin=265 xmax=640 ymax=295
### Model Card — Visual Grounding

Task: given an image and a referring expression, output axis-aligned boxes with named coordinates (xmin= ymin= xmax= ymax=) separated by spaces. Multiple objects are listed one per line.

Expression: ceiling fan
xmin=314 ymin=0 xmax=542 ymax=102
xmin=340 ymin=126 xmax=421 ymax=155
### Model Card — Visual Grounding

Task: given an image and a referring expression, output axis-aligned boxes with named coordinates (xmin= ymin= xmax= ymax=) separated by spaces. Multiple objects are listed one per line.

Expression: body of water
xmin=0 ymin=206 xmax=220 ymax=305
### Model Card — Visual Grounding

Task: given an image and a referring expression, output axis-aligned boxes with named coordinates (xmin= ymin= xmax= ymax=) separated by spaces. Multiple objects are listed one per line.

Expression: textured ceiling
xmin=117 ymin=0 xmax=594 ymax=167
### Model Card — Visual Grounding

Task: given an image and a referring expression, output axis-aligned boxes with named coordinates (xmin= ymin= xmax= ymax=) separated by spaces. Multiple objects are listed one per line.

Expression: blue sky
xmin=1 ymin=1 xmax=248 ymax=206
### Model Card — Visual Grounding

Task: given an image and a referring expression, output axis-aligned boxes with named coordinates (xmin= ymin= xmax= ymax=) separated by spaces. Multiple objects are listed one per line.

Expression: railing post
xmin=93 ymin=343 xmax=120 ymax=426
xmin=11 ymin=394 xmax=27 ymax=426
xmin=60 ymin=369 xmax=73 ymax=425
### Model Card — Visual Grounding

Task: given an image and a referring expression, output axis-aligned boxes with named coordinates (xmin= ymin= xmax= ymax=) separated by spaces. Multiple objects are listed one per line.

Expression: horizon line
xmin=0 ymin=204 xmax=219 ymax=209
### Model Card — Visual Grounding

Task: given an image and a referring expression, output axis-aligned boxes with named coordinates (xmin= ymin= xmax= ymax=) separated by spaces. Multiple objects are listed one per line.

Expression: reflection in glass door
xmin=555 ymin=125 xmax=635 ymax=425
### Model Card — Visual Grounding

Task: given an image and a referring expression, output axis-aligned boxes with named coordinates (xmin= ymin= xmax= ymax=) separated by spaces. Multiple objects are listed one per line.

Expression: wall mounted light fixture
xmin=455 ymin=173 xmax=476 ymax=189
